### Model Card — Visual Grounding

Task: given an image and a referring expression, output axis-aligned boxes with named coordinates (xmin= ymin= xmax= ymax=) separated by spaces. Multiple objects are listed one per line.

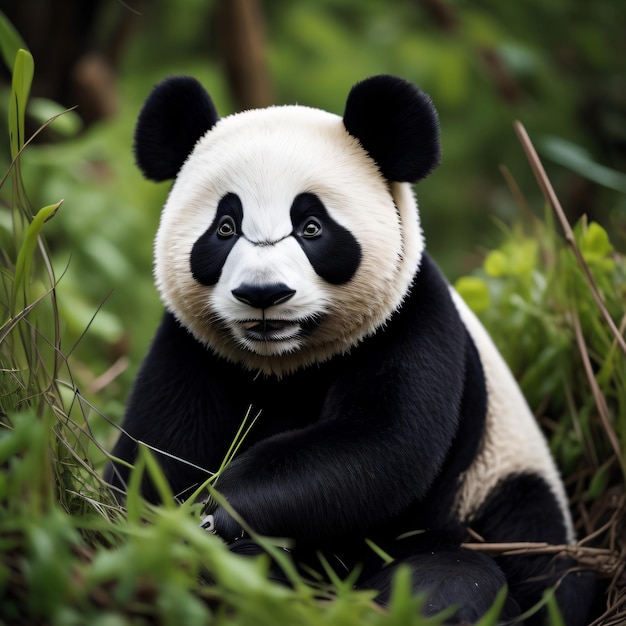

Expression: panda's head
xmin=135 ymin=75 xmax=440 ymax=375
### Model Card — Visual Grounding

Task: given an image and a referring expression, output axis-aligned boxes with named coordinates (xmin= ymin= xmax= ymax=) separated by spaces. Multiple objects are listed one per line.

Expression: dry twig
xmin=513 ymin=121 xmax=626 ymax=357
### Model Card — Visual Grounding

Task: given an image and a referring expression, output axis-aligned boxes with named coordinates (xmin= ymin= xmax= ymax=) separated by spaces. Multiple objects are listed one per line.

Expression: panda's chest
xmin=216 ymin=363 xmax=335 ymax=449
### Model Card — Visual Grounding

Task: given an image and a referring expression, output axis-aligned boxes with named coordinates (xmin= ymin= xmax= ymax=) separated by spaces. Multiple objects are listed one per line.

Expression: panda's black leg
xmin=356 ymin=540 xmax=521 ymax=624
xmin=471 ymin=474 xmax=596 ymax=626
xmin=226 ymin=539 xmax=298 ymax=586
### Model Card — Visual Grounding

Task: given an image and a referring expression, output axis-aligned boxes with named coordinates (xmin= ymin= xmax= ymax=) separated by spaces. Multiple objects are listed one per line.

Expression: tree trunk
xmin=215 ymin=0 xmax=273 ymax=111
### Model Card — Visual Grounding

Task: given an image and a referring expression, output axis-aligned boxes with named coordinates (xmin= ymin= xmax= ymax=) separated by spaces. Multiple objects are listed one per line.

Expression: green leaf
xmin=475 ymin=585 xmax=509 ymax=626
xmin=11 ymin=200 xmax=62 ymax=314
xmin=0 ymin=10 xmax=28 ymax=73
xmin=8 ymin=48 xmax=35 ymax=160
xmin=137 ymin=445 xmax=175 ymax=508
xmin=364 ymin=538 xmax=394 ymax=565
xmin=125 ymin=453 xmax=145 ymax=525
xmin=484 ymin=240 xmax=537 ymax=279
xmin=455 ymin=276 xmax=491 ymax=313
xmin=587 ymin=463 xmax=611 ymax=500
xmin=484 ymin=250 xmax=507 ymax=277
xmin=27 ymin=525 xmax=71 ymax=617
xmin=544 ymin=590 xmax=566 ymax=626
xmin=387 ymin=566 xmax=429 ymax=622
xmin=542 ymin=136 xmax=626 ymax=193
xmin=28 ymin=98 xmax=83 ymax=137
xmin=577 ymin=221 xmax=613 ymax=261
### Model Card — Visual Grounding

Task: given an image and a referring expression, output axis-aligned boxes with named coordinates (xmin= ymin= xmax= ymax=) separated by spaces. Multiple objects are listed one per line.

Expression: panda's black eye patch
xmin=190 ymin=193 xmax=243 ymax=285
xmin=291 ymin=193 xmax=361 ymax=284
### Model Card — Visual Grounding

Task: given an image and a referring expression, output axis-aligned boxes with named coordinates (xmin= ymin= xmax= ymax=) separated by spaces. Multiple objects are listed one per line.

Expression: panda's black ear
xmin=134 ymin=76 xmax=219 ymax=182
xmin=343 ymin=75 xmax=441 ymax=183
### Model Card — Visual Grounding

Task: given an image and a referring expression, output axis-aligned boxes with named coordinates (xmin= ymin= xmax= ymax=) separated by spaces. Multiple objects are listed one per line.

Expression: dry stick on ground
xmin=513 ymin=121 xmax=626 ymax=358
xmin=462 ymin=490 xmax=626 ymax=585
xmin=463 ymin=541 xmax=619 ymax=577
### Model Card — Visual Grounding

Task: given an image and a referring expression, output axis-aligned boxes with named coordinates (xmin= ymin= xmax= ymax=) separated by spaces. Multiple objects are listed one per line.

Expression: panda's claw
xmin=200 ymin=513 xmax=216 ymax=533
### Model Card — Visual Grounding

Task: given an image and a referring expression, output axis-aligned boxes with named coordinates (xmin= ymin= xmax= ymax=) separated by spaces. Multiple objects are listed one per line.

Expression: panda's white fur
xmin=154 ymin=106 xmax=424 ymax=376
xmin=450 ymin=290 xmax=574 ymax=543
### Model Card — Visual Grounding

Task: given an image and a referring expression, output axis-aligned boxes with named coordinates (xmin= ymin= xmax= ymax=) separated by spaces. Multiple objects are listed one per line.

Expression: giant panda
xmin=105 ymin=74 xmax=595 ymax=624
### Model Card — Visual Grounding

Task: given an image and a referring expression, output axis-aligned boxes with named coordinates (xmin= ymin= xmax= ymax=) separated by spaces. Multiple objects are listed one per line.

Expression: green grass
xmin=1 ymin=27 xmax=625 ymax=626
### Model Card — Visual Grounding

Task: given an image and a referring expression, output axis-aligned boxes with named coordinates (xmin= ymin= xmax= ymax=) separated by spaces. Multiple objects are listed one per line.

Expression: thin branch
xmin=514 ymin=121 xmax=626 ymax=357
xmin=87 ymin=356 xmax=130 ymax=394
xmin=462 ymin=541 xmax=620 ymax=576
xmin=572 ymin=312 xmax=626 ymax=476
xmin=499 ymin=164 xmax=537 ymax=225
xmin=0 ymin=107 xmax=79 ymax=192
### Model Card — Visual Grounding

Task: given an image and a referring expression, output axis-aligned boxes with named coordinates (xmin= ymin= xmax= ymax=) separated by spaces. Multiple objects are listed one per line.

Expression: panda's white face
xmin=155 ymin=105 xmax=424 ymax=375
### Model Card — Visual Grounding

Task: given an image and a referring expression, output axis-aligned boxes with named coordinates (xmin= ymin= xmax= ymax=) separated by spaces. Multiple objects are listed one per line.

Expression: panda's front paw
xmin=201 ymin=506 xmax=245 ymax=544
xmin=200 ymin=513 xmax=217 ymax=533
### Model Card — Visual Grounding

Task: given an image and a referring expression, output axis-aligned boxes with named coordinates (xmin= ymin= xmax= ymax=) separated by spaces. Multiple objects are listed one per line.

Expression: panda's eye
xmin=301 ymin=218 xmax=322 ymax=239
xmin=217 ymin=216 xmax=237 ymax=238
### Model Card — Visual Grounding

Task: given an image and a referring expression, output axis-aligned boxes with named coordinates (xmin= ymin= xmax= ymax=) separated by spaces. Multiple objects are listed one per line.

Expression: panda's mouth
xmin=240 ymin=319 xmax=301 ymax=342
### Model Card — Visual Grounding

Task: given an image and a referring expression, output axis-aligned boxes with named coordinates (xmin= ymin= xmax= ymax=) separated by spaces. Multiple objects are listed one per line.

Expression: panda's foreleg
xmin=209 ymin=263 xmax=472 ymax=544
xmin=356 ymin=539 xmax=521 ymax=624
xmin=470 ymin=473 xmax=596 ymax=626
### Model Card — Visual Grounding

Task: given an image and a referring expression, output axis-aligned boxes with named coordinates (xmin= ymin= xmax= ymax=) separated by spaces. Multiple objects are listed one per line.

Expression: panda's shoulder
xmin=390 ymin=253 xmax=467 ymax=339
xmin=344 ymin=253 xmax=469 ymax=382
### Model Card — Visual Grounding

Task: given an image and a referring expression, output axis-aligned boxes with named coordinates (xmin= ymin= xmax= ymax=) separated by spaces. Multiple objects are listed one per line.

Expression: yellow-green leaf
xmin=578 ymin=221 xmax=613 ymax=262
xmin=11 ymin=200 xmax=62 ymax=314
xmin=8 ymin=48 xmax=34 ymax=160
xmin=484 ymin=250 xmax=507 ymax=277
xmin=455 ymin=276 xmax=491 ymax=313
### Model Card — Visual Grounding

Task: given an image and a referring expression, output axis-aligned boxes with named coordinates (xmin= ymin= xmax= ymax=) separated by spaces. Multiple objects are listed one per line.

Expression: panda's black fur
xmin=105 ymin=75 xmax=595 ymax=624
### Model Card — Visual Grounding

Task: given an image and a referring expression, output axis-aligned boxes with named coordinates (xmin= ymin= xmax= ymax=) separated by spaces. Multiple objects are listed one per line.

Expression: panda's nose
xmin=231 ymin=283 xmax=295 ymax=310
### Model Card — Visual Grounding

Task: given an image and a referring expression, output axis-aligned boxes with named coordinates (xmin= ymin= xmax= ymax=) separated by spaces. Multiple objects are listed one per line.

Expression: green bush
xmin=456 ymin=215 xmax=626 ymax=481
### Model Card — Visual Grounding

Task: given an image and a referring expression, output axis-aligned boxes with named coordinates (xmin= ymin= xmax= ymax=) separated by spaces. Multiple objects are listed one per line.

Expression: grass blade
xmin=10 ymin=200 xmax=62 ymax=315
xmin=8 ymin=48 xmax=34 ymax=161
